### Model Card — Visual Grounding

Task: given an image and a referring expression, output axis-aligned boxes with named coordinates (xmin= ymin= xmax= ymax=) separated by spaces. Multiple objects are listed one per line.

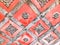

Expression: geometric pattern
xmin=0 ymin=0 xmax=60 ymax=45
xmin=14 ymin=3 xmax=37 ymax=26
xmin=31 ymin=0 xmax=55 ymax=12
xmin=6 ymin=24 xmax=18 ymax=35
xmin=41 ymin=32 xmax=58 ymax=45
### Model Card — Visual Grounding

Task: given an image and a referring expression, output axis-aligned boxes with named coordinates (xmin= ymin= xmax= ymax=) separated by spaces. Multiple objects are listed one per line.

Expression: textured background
xmin=0 ymin=0 xmax=60 ymax=45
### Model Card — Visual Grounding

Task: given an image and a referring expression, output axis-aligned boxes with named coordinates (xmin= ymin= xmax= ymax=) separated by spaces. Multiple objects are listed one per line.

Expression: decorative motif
xmin=30 ymin=20 xmax=49 ymax=36
xmin=14 ymin=4 xmax=37 ymax=26
xmin=44 ymin=35 xmax=54 ymax=43
xmin=41 ymin=32 xmax=58 ymax=45
xmin=35 ymin=23 xmax=44 ymax=34
xmin=0 ymin=0 xmax=60 ymax=45
xmin=0 ymin=0 xmax=13 ymax=7
xmin=45 ymin=5 xmax=60 ymax=26
xmin=31 ymin=0 xmax=55 ymax=12
xmin=17 ymin=32 xmax=34 ymax=45
xmin=37 ymin=0 xmax=50 ymax=7
xmin=6 ymin=24 xmax=18 ymax=35
xmin=53 ymin=12 xmax=59 ymax=19
xmin=0 ymin=20 xmax=22 ymax=38
xmin=0 ymin=0 xmax=19 ymax=12
xmin=22 ymin=12 xmax=29 ymax=19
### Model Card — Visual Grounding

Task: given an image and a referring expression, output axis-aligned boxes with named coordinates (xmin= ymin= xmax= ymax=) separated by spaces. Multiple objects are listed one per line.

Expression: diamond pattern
xmin=0 ymin=0 xmax=13 ymax=7
xmin=44 ymin=35 xmax=54 ymax=43
xmin=0 ymin=0 xmax=60 ymax=45
xmin=45 ymin=5 xmax=60 ymax=26
xmin=41 ymin=32 xmax=58 ymax=45
xmin=14 ymin=3 xmax=37 ymax=26
xmin=1 ymin=20 xmax=22 ymax=38
xmin=35 ymin=23 xmax=44 ymax=34
xmin=0 ymin=0 xmax=19 ymax=12
xmin=30 ymin=19 xmax=49 ymax=36
xmin=0 ymin=34 xmax=9 ymax=45
xmin=31 ymin=0 xmax=55 ymax=12
xmin=17 ymin=32 xmax=34 ymax=45
xmin=6 ymin=24 xmax=18 ymax=35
